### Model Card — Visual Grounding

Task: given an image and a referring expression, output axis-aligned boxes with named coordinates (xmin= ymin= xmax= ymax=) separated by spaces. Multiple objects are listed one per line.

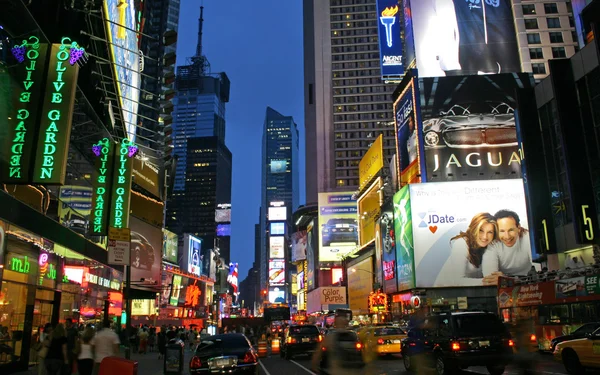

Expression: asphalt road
xmin=257 ymin=351 xmax=573 ymax=375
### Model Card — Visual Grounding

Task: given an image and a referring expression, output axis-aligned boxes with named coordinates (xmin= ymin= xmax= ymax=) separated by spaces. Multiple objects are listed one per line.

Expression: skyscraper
xmin=259 ymin=107 xmax=299 ymax=291
xmin=303 ymin=0 xmax=398 ymax=203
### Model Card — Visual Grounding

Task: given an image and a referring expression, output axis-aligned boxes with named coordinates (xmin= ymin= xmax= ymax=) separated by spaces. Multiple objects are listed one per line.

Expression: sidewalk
xmin=13 ymin=347 xmax=194 ymax=375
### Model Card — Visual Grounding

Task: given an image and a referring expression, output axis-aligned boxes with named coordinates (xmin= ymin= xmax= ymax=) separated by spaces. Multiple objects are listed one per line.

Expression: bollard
xmin=164 ymin=340 xmax=185 ymax=375
xmin=271 ymin=338 xmax=280 ymax=356
xmin=99 ymin=357 xmax=138 ymax=375
xmin=257 ymin=339 xmax=268 ymax=358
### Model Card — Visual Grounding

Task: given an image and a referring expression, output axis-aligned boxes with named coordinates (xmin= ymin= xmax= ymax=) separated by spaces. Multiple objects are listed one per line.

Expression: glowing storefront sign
xmin=185 ymin=284 xmax=201 ymax=307
xmin=109 ymin=139 xmax=137 ymax=228
xmin=90 ymin=138 xmax=115 ymax=235
xmin=376 ymin=0 xmax=404 ymax=80
xmin=3 ymin=37 xmax=48 ymax=183
xmin=32 ymin=38 xmax=81 ymax=184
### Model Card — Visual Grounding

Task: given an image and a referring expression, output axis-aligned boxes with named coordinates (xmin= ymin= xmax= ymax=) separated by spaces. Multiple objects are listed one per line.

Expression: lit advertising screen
xmin=376 ymin=0 xmax=404 ymax=80
xmin=306 ymin=220 xmax=317 ymax=289
xmin=409 ymin=0 xmax=520 ymax=78
xmin=270 ymin=160 xmax=287 ymax=174
xmin=403 ymin=0 xmax=416 ymax=69
xmin=357 ymin=178 xmax=382 ymax=246
xmin=129 ymin=216 xmax=162 ymax=285
xmin=268 ymin=260 xmax=285 ymax=286
xmin=393 ymin=185 xmax=415 ymax=291
xmin=58 ymin=186 xmax=93 ymax=236
xmin=268 ymin=288 xmax=285 ymax=304
xmin=420 ymin=74 xmax=534 ymax=182
xmin=170 ymin=275 xmax=182 ymax=306
xmin=215 ymin=208 xmax=231 ymax=223
xmin=269 ymin=236 xmax=285 ymax=259
xmin=216 ymin=224 xmax=231 ymax=237
xmin=318 ymin=192 xmax=358 ymax=262
xmin=268 ymin=206 xmax=287 ymax=221
xmin=297 ymin=272 xmax=305 ymax=290
xmin=291 ymin=230 xmax=307 ymax=262
xmin=161 ymin=272 xmax=174 ymax=306
xmin=184 ymin=234 xmax=202 ymax=276
xmin=410 ymin=179 xmax=533 ymax=287
xmin=162 ymin=229 xmax=178 ymax=264
xmin=104 ymin=0 xmax=141 ymax=141
xmin=347 ymin=257 xmax=373 ymax=315
xmin=394 ymin=76 xmax=422 ymax=186
xmin=379 ymin=201 xmax=397 ymax=294
xmin=270 ymin=222 xmax=285 ymax=235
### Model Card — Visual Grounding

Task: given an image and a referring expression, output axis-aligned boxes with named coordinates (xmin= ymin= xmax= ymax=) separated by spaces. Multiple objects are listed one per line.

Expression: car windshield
xmin=374 ymin=328 xmax=404 ymax=336
xmin=196 ymin=335 xmax=249 ymax=355
xmin=574 ymin=323 xmax=600 ymax=334
xmin=290 ymin=326 xmax=319 ymax=335
xmin=327 ymin=219 xmax=355 ymax=225
xmin=453 ymin=314 xmax=507 ymax=336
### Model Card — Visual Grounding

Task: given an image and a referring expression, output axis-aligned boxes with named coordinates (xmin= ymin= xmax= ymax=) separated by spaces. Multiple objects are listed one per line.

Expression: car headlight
xmin=424 ymin=131 xmax=440 ymax=147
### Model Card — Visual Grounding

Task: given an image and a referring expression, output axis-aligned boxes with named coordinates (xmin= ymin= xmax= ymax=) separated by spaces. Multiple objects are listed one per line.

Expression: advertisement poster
xmin=394 ymin=77 xmax=421 ymax=186
xmin=403 ymin=0 xmax=416 ymax=68
xmin=306 ymin=221 xmax=316 ymax=289
xmin=291 ymin=231 xmax=307 ymax=262
xmin=374 ymin=223 xmax=383 ymax=289
xmin=170 ymin=275 xmax=182 ymax=306
xmin=411 ymin=179 xmax=531 ymax=287
xmin=347 ymin=258 xmax=373 ymax=315
xmin=160 ymin=272 xmax=174 ymax=306
xmin=378 ymin=201 xmax=397 ymax=294
xmin=270 ymin=160 xmax=287 ymax=173
xmin=162 ymin=229 xmax=178 ymax=264
xmin=375 ymin=0 xmax=404 ymax=80
xmin=268 ymin=260 xmax=285 ymax=286
xmin=393 ymin=186 xmax=416 ymax=291
xmin=358 ymin=135 xmax=384 ymax=191
xmin=556 ymin=274 xmax=600 ymax=298
xmin=358 ymin=179 xmax=382 ymax=246
xmin=269 ymin=236 xmax=285 ymax=259
xmin=58 ymin=186 xmax=93 ymax=236
xmin=318 ymin=192 xmax=358 ymax=262
xmin=410 ymin=0 xmax=520 ymax=77
xmin=129 ymin=216 xmax=162 ymax=286
xmin=498 ymin=280 xmax=554 ymax=308
xmin=420 ymin=74 xmax=534 ymax=182
xmin=184 ymin=234 xmax=202 ymax=277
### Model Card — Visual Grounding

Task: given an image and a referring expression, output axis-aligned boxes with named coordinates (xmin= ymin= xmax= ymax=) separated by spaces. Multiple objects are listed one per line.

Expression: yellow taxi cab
xmin=553 ymin=327 xmax=600 ymax=374
xmin=361 ymin=326 xmax=406 ymax=356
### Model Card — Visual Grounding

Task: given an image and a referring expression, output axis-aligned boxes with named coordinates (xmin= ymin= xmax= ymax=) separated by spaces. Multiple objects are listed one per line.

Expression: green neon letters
xmin=109 ymin=139 xmax=135 ymax=229
xmin=90 ymin=138 xmax=115 ymax=235
xmin=11 ymin=255 xmax=31 ymax=273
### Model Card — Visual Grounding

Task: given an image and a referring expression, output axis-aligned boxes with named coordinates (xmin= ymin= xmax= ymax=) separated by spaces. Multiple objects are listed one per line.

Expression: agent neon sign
xmin=109 ymin=139 xmax=138 ymax=228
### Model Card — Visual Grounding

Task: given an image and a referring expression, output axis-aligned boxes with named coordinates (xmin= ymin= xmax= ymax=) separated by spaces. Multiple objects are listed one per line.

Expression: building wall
xmin=304 ymin=0 xmax=396 ymax=203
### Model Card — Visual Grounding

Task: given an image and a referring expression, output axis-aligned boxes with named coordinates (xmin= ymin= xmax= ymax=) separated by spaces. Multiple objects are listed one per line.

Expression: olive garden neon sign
xmin=109 ymin=139 xmax=138 ymax=228
xmin=90 ymin=138 xmax=115 ymax=235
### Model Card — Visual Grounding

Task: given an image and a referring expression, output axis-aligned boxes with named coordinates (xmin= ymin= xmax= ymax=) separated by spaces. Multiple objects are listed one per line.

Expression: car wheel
xmin=403 ymin=353 xmax=416 ymax=372
xmin=134 ymin=248 xmax=141 ymax=268
xmin=563 ymin=349 xmax=584 ymax=374
xmin=486 ymin=364 xmax=505 ymax=375
xmin=435 ymin=354 xmax=454 ymax=375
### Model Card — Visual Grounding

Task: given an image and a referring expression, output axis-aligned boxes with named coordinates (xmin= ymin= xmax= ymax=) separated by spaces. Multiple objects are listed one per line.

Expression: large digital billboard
xmin=393 ymin=185 xmax=415 ymax=291
xmin=268 ymin=206 xmax=287 ymax=221
xmin=270 ymin=222 xmax=285 ymax=235
xmin=306 ymin=220 xmax=317 ymax=290
xmin=58 ymin=186 xmax=93 ymax=236
xmin=268 ymin=260 xmax=285 ymax=286
xmin=358 ymin=134 xmax=384 ymax=191
xmin=409 ymin=0 xmax=520 ymax=78
xmin=270 ymin=160 xmax=287 ymax=174
xmin=215 ymin=208 xmax=231 ymax=223
xmin=183 ymin=234 xmax=202 ymax=276
xmin=269 ymin=236 xmax=285 ymax=259
xmin=318 ymin=192 xmax=358 ymax=262
xmin=394 ymin=76 xmax=423 ymax=186
xmin=410 ymin=179 xmax=532 ymax=287
xmin=129 ymin=216 xmax=162 ymax=286
xmin=358 ymin=178 xmax=382 ymax=246
xmin=420 ymin=74 xmax=534 ymax=182
xmin=162 ymin=229 xmax=178 ymax=264
xmin=347 ymin=257 xmax=373 ymax=315
xmin=376 ymin=0 xmax=404 ymax=80
xmin=104 ymin=0 xmax=141 ymax=141
xmin=379 ymin=201 xmax=397 ymax=293
xmin=291 ymin=230 xmax=307 ymax=262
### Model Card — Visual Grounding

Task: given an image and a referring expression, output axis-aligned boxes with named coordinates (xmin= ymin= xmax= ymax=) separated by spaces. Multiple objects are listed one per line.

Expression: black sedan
xmin=189 ymin=334 xmax=258 ymax=374
xmin=550 ymin=322 xmax=600 ymax=352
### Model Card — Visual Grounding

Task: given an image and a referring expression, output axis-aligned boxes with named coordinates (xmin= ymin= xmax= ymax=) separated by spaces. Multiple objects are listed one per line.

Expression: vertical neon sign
xmin=2 ymin=37 xmax=49 ymax=183
xmin=90 ymin=138 xmax=115 ymax=235
xmin=32 ymin=38 xmax=81 ymax=184
xmin=109 ymin=139 xmax=137 ymax=228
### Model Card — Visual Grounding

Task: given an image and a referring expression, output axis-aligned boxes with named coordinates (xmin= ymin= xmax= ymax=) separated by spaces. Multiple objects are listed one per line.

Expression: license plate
xmin=216 ymin=359 xmax=229 ymax=367
xmin=393 ymin=340 xmax=401 ymax=344
xmin=302 ymin=338 xmax=310 ymax=343
xmin=479 ymin=341 xmax=490 ymax=347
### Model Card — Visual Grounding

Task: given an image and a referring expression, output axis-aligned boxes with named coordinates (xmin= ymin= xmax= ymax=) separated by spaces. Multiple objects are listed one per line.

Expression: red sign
xmin=498 ymin=280 xmax=555 ymax=308
xmin=383 ymin=260 xmax=395 ymax=281
xmin=185 ymin=284 xmax=201 ymax=307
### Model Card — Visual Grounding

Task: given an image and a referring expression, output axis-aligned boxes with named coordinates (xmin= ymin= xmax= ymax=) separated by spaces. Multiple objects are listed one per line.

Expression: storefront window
xmin=0 ymin=281 xmax=28 ymax=364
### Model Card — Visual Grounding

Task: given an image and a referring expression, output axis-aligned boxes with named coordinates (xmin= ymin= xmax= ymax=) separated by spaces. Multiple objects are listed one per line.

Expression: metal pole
xmin=125 ymin=265 xmax=132 ymax=359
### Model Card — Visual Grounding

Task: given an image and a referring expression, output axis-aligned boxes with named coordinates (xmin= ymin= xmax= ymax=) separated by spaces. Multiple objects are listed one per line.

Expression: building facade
xmin=303 ymin=0 xmax=397 ymax=203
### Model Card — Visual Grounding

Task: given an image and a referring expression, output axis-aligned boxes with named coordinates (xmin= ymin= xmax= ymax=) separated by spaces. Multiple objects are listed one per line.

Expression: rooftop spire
xmin=196 ymin=5 xmax=204 ymax=58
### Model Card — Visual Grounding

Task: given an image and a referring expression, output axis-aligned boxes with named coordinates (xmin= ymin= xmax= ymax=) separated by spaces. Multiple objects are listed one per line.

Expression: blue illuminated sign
xmin=270 ymin=222 xmax=285 ymax=236
xmin=376 ymin=0 xmax=404 ymax=80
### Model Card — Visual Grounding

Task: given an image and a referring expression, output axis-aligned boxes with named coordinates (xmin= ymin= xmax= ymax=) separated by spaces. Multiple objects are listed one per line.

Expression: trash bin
xmin=164 ymin=339 xmax=185 ymax=375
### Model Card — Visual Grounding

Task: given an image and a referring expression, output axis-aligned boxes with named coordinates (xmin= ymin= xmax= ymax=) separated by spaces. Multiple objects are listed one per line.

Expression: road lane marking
xmin=290 ymin=360 xmax=317 ymax=375
xmin=259 ymin=360 xmax=272 ymax=375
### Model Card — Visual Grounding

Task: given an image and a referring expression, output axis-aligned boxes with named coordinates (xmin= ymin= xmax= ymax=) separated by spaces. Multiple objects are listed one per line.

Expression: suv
xmin=281 ymin=324 xmax=322 ymax=360
xmin=401 ymin=312 xmax=513 ymax=375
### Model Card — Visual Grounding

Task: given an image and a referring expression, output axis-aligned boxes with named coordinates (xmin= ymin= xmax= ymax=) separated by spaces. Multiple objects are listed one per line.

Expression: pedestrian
xmin=311 ymin=316 xmax=364 ymax=375
xmin=129 ymin=326 xmax=138 ymax=354
xmin=157 ymin=329 xmax=167 ymax=360
xmin=148 ymin=330 xmax=156 ymax=353
xmin=76 ymin=327 xmax=95 ymax=375
xmin=138 ymin=328 xmax=148 ymax=354
xmin=65 ymin=318 xmax=79 ymax=373
xmin=90 ymin=321 xmax=120 ymax=375
xmin=44 ymin=323 xmax=69 ymax=375
xmin=37 ymin=323 xmax=52 ymax=375
xmin=188 ymin=330 xmax=196 ymax=351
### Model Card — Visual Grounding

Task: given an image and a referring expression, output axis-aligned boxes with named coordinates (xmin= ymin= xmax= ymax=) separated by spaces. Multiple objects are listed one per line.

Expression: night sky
xmin=176 ymin=0 xmax=305 ymax=279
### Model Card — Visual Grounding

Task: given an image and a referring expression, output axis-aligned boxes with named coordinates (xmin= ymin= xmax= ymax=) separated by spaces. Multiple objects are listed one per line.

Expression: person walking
xmin=157 ymin=329 xmax=167 ymax=360
xmin=65 ymin=318 xmax=79 ymax=374
xmin=44 ymin=324 xmax=69 ymax=375
xmin=91 ymin=321 xmax=120 ymax=375
xmin=148 ymin=329 xmax=156 ymax=353
xmin=76 ymin=327 xmax=95 ymax=375
xmin=37 ymin=323 xmax=52 ymax=375
xmin=138 ymin=328 xmax=148 ymax=354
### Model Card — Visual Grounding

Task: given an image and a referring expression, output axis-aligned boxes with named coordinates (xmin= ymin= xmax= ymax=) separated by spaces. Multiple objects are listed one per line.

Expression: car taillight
xmin=451 ymin=342 xmax=461 ymax=351
xmin=318 ymin=335 xmax=323 ymax=342
xmin=530 ymin=334 xmax=537 ymax=342
xmin=242 ymin=350 xmax=257 ymax=363
xmin=377 ymin=339 xmax=384 ymax=345
xmin=287 ymin=337 xmax=296 ymax=344
xmin=508 ymin=339 xmax=515 ymax=347
xmin=190 ymin=356 xmax=202 ymax=369
xmin=356 ymin=342 xmax=362 ymax=350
